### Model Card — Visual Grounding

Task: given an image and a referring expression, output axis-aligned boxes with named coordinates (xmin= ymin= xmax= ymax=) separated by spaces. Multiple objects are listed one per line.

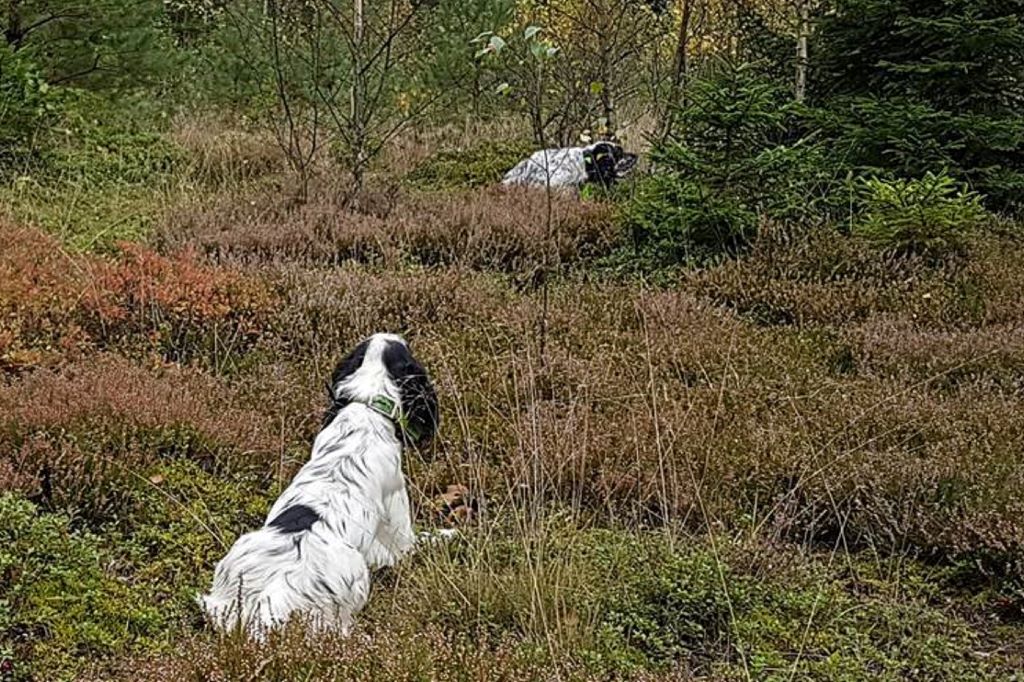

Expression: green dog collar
xmin=366 ymin=394 xmax=421 ymax=442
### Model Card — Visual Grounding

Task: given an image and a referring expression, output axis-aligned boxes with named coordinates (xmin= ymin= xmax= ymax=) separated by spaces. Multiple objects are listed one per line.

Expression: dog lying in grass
xmin=501 ymin=141 xmax=638 ymax=190
xmin=199 ymin=333 xmax=439 ymax=637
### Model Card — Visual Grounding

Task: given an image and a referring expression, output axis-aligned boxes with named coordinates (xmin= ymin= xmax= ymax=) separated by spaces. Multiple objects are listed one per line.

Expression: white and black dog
xmin=199 ymin=333 xmax=439 ymax=637
xmin=501 ymin=141 xmax=638 ymax=190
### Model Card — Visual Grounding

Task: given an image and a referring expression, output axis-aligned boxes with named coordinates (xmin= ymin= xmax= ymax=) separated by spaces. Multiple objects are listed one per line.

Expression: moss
xmin=107 ymin=459 xmax=273 ymax=622
xmin=405 ymin=138 xmax=535 ymax=190
xmin=0 ymin=495 xmax=162 ymax=681
xmin=0 ymin=460 xmax=272 ymax=681
xmin=578 ymin=533 xmax=1008 ymax=680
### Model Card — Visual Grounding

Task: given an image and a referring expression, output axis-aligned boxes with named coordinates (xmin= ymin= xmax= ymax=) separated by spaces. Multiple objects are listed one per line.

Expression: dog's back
xmin=199 ymin=501 xmax=372 ymax=635
xmin=501 ymin=147 xmax=588 ymax=188
xmin=199 ymin=412 xmax=393 ymax=635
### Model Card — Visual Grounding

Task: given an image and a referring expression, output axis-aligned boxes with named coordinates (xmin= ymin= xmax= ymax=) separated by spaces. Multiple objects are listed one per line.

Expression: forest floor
xmin=3 ymin=116 xmax=1024 ymax=681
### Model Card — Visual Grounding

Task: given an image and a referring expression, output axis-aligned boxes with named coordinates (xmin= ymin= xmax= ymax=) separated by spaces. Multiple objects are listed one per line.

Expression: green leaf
xmin=475 ymin=34 xmax=506 ymax=58
xmin=589 ymin=81 xmax=605 ymax=96
xmin=524 ymin=26 xmax=542 ymax=41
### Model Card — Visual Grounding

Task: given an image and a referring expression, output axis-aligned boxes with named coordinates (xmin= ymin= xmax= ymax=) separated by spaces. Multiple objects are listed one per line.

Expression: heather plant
xmin=0 ymin=355 xmax=289 ymax=521
xmin=2 ymin=0 xmax=1024 ymax=678
xmin=2 ymin=225 xmax=1024 ymax=678
xmin=159 ymin=184 xmax=619 ymax=271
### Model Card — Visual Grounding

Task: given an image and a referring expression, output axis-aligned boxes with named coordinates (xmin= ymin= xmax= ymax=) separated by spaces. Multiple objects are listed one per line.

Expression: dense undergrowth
xmin=2 ymin=111 xmax=1024 ymax=680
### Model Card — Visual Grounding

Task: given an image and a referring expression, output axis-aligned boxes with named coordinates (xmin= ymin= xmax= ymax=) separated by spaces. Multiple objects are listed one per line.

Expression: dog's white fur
xmin=501 ymin=141 xmax=637 ymax=190
xmin=502 ymin=147 xmax=591 ymax=188
xmin=199 ymin=333 xmax=429 ymax=637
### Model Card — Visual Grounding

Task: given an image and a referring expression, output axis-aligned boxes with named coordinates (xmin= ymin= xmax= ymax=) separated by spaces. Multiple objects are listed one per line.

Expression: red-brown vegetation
xmin=159 ymin=185 xmax=618 ymax=271
xmin=0 ymin=222 xmax=273 ymax=371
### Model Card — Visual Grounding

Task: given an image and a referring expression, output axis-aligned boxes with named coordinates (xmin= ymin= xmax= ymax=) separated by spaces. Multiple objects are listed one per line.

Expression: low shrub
xmin=405 ymin=137 xmax=535 ymax=190
xmin=160 ymin=185 xmax=619 ymax=271
xmin=0 ymin=459 xmax=273 ymax=681
xmin=853 ymin=172 xmax=990 ymax=259
xmin=0 ymin=355 xmax=289 ymax=522
xmin=0 ymin=222 xmax=272 ymax=371
xmin=0 ymin=495 xmax=163 ymax=681
xmin=691 ymin=227 xmax=1019 ymax=328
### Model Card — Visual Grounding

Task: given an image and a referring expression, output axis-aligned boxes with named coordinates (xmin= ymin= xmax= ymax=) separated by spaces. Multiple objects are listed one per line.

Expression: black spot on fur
xmin=381 ymin=340 xmax=439 ymax=445
xmin=268 ymin=504 xmax=320 ymax=533
xmin=315 ymin=578 xmax=337 ymax=596
xmin=584 ymin=142 xmax=625 ymax=187
xmin=323 ymin=339 xmax=371 ymax=427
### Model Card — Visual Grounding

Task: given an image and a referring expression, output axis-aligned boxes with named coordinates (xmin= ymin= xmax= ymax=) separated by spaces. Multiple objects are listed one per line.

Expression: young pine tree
xmin=812 ymin=0 xmax=1024 ymax=212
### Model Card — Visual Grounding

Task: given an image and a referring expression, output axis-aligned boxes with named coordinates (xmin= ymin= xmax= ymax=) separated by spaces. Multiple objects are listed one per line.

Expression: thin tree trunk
xmin=351 ymin=0 xmax=365 ymax=192
xmin=795 ymin=0 xmax=809 ymax=102
xmin=660 ymin=0 xmax=692 ymax=140
xmin=5 ymin=0 xmax=21 ymax=49
xmin=600 ymin=48 xmax=614 ymax=137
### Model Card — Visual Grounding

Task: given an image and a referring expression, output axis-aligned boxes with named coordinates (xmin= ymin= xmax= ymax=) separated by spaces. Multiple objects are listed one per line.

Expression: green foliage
xmin=37 ymin=93 xmax=183 ymax=184
xmin=0 ymin=460 xmax=271 ymax=680
xmin=107 ymin=460 xmax=273 ymax=623
xmin=580 ymin=534 xmax=734 ymax=666
xmin=0 ymin=46 xmax=57 ymax=160
xmin=0 ymin=495 xmax=163 ymax=681
xmin=414 ymin=0 xmax=516 ymax=116
xmin=474 ymin=6 xmax=664 ymax=144
xmin=623 ymin=171 xmax=757 ymax=267
xmin=853 ymin=172 xmax=990 ymax=258
xmin=1 ymin=100 xmax=186 ymax=249
xmin=405 ymin=137 xmax=534 ymax=189
xmin=622 ymin=61 xmax=834 ymax=268
xmin=813 ymin=0 xmax=1024 ymax=212
xmin=4 ymin=0 xmax=181 ymax=91
xmin=579 ymin=533 xmax=1006 ymax=679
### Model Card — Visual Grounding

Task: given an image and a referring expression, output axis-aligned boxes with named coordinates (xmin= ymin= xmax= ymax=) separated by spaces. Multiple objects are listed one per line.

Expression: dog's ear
xmin=323 ymin=339 xmax=371 ymax=427
xmin=587 ymin=142 xmax=620 ymax=187
xmin=382 ymin=340 xmax=439 ymax=445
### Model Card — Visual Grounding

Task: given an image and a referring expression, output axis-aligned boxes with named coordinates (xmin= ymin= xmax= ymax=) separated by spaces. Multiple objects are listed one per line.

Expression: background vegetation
xmin=2 ymin=0 xmax=1023 ymax=679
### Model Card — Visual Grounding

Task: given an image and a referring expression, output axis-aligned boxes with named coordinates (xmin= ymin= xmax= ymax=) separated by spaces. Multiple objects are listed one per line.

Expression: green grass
xmin=2 ymin=177 xmax=175 ymax=250
xmin=5 ymin=484 xmax=1018 ymax=680
xmin=405 ymin=137 xmax=535 ymax=191
xmin=0 ymin=98 xmax=244 ymax=251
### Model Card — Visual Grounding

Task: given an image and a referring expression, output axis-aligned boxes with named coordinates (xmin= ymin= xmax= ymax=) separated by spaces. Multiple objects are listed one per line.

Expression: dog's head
xmin=583 ymin=142 xmax=638 ymax=187
xmin=324 ymin=333 xmax=439 ymax=446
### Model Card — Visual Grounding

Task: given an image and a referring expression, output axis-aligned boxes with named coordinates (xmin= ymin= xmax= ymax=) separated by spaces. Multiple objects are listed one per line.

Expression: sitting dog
xmin=199 ymin=333 xmax=438 ymax=637
xmin=501 ymin=141 xmax=638 ymax=190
